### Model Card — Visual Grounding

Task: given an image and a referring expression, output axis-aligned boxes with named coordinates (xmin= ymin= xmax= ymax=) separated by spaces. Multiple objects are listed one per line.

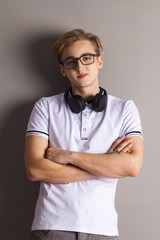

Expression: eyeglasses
xmin=60 ymin=53 xmax=98 ymax=69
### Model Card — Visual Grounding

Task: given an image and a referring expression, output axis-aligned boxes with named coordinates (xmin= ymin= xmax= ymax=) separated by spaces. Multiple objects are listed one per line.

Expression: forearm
xmin=68 ymin=136 xmax=143 ymax=179
xmin=68 ymin=151 xmax=135 ymax=178
xmin=25 ymin=135 xmax=97 ymax=184
xmin=45 ymin=136 xmax=143 ymax=179
xmin=26 ymin=157 xmax=97 ymax=184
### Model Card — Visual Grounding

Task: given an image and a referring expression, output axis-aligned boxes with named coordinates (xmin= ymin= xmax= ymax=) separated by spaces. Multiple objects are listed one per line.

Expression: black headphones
xmin=64 ymin=87 xmax=107 ymax=114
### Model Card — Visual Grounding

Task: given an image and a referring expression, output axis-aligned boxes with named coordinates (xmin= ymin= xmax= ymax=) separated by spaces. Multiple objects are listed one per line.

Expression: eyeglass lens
xmin=63 ymin=54 xmax=96 ymax=69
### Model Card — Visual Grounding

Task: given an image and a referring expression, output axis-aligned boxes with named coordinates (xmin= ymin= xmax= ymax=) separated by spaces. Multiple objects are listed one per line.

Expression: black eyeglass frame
xmin=60 ymin=53 xmax=99 ymax=69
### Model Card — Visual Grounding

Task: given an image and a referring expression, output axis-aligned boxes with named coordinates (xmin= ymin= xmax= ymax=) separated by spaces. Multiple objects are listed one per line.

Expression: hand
xmin=107 ymin=135 xmax=133 ymax=154
xmin=46 ymin=146 xmax=71 ymax=165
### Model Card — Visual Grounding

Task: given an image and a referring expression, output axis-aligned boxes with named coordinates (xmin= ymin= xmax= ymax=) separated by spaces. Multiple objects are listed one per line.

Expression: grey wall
xmin=0 ymin=0 xmax=159 ymax=239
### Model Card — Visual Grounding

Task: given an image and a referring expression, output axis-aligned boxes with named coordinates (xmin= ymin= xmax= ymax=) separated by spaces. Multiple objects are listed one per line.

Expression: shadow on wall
xmin=24 ymin=33 xmax=70 ymax=96
xmin=0 ymin=33 xmax=70 ymax=240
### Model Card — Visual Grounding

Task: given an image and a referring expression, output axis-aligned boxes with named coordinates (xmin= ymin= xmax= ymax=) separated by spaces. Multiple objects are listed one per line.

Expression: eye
xmin=65 ymin=58 xmax=76 ymax=66
xmin=82 ymin=55 xmax=92 ymax=62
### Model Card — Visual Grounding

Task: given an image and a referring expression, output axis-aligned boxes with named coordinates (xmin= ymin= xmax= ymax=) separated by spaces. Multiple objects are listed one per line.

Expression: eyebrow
xmin=63 ymin=52 xmax=94 ymax=61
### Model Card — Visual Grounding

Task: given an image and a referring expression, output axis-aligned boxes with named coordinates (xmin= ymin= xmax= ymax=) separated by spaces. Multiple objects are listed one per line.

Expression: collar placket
xmin=81 ymin=111 xmax=90 ymax=140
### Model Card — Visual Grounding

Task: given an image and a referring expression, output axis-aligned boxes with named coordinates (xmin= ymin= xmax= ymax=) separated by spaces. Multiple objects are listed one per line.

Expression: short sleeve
xmin=119 ymin=100 xmax=143 ymax=138
xmin=26 ymin=97 xmax=49 ymax=139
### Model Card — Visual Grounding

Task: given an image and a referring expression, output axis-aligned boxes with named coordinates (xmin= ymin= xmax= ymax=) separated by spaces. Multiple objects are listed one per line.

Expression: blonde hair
xmin=53 ymin=29 xmax=104 ymax=62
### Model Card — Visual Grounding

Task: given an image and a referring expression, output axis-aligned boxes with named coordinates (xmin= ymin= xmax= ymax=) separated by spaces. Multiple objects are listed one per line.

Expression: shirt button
xmin=83 ymin=128 xmax=87 ymax=131
xmin=83 ymin=113 xmax=87 ymax=116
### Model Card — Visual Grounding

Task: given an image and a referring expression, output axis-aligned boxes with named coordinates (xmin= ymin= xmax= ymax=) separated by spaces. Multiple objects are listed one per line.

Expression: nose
xmin=75 ymin=59 xmax=85 ymax=72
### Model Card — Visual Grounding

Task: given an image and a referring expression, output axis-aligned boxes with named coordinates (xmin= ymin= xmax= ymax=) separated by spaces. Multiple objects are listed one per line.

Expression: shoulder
xmin=34 ymin=92 xmax=65 ymax=111
xmin=29 ymin=92 xmax=66 ymax=117
xmin=107 ymin=94 xmax=140 ymax=119
xmin=36 ymin=92 xmax=64 ymax=105
xmin=108 ymin=94 xmax=130 ymax=111
xmin=108 ymin=94 xmax=137 ymax=109
xmin=107 ymin=95 xmax=143 ymax=137
xmin=108 ymin=95 xmax=126 ymax=106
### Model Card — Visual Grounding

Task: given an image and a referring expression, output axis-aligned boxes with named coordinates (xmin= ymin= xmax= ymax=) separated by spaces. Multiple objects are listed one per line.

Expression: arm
xmin=24 ymin=135 xmax=97 ymax=184
xmin=47 ymin=136 xmax=144 ymax=179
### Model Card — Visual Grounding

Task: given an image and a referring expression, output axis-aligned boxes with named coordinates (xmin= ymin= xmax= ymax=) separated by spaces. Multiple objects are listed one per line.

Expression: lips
xmin=78 ymin=73 xmax=88 ymax=79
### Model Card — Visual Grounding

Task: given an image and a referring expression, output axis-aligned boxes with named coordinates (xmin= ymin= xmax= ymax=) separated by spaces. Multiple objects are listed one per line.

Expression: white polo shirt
xmin=26 ymin=91 xmax=142 ymax=236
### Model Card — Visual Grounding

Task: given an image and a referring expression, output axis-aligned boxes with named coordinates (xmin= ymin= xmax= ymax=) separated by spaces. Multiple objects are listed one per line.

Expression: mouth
xmin=78 ymin=73 xmax=88 ymax=79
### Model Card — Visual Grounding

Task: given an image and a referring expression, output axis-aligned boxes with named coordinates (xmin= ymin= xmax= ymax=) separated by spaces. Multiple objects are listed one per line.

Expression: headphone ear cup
xmin=68 ymin=95 xmax=86 ymax=114
xmin=65 ymin=87 xmax=107 ymax=113
xmin=92 ymin=94 xmax=106 ymax=112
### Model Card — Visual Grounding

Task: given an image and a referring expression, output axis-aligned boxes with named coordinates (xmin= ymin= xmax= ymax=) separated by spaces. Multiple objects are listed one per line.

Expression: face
xmin=59 ymin=40 xmax=103 ymax=93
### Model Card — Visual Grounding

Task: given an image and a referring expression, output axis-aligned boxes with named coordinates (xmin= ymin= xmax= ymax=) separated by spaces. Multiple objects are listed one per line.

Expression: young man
xmin=25 ymin=29 xmax=144 ymax=240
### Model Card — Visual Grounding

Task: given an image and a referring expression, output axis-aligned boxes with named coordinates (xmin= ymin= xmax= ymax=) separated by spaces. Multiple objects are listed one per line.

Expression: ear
xmin=97 ymin=55 xmax=103 ymax=69
xmin=59 ymin=64 xmax=67 ymax=77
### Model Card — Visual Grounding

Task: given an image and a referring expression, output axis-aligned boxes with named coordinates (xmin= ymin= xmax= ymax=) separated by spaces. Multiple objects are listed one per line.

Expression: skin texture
xmin=25 ymin=135 xmax=136 ymax=183
xmin=25 ymin=135 xmax=97 ymax=184
xmin=59 ymin=40 xmax=103 ymax=101
xmin=25 ymin=40 xmax=144 ymax=183
xmin=46 ymin=136 xmax=143 ymax=179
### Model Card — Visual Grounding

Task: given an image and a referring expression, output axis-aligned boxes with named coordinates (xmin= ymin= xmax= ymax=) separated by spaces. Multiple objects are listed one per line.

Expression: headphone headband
xmin=64 ymin=87 xmax=107 ymax=114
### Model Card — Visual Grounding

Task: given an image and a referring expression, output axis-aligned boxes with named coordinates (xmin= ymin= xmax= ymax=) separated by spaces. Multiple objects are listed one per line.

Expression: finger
xmin=126 ymin=149 xmax=131 ymax=153
xmin=115 ymin=138 xmax=133 ymax=152
xmin=46 ymin=148 xmax=53 ymax=159
xmin=118 ymin=142 xmax=133 ymax=153
xmin=108 ymin=135 xmax=125 ymax=152
xmin=116 ymin=137 xmax=133 ymax=149
xmin=46 ymin=151 xmax=51 ymax=159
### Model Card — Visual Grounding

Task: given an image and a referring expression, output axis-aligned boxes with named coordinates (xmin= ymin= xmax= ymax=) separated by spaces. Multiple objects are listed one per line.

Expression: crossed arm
xmin=25 ymin=135 xmax=143 ymax=184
